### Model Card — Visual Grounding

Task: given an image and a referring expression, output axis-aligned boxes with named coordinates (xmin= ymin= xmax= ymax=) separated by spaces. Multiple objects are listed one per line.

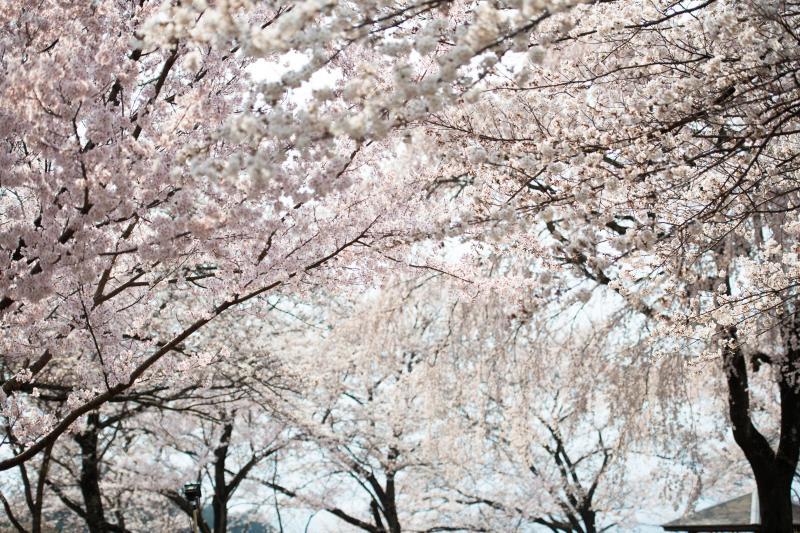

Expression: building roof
xmin=662 ymin=493 xmax=800 ymax=532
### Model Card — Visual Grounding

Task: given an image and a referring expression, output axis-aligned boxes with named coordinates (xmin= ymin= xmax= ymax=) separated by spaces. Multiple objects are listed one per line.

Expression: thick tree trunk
xmin=580 ymin=509 xmax=597 ymax=533
xmin=75 ymin=414 xmax=108 ymax=533
xmin=755 ymin=466 xmax=794 ymax=532
xmin=724 ymin=327 xmax=800 ymax=533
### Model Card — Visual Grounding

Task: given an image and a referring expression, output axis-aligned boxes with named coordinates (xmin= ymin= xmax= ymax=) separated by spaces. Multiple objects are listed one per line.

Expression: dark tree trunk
xmin=30 ymin=445 xmax=52 ymax=533
xmin=370 ymin=500 xmax=386 ymax=532
xmin=213 ymin=422 xmax=233 ymax=533
xmin=724 ymin=327 xmax=800 ymax=533
xmin=580 ymin=509 xmax=597 ymax=533
xmin=75 ymin=413 xmax=108 ymax=533
xmin=383 ymin=471 xmax=401 ymax=533
xmin=755 ymin=466 xmax=794 ymax=532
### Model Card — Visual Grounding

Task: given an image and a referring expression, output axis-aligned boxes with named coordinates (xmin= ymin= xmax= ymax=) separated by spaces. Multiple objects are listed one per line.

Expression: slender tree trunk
xmin=75 ymin=414 xmax=108 ymax=533
xmin=212 ymin=490 xmax=228 ymax=533
xmin=383 ymin=472 xmax=401 ymax=533
xmin=370 ymin=500 xmax=386 ymax=532
xmin=213 ymin=422 xmax=233 ymax=533
xmin=30 ymin=445 xmax=52 ymax=533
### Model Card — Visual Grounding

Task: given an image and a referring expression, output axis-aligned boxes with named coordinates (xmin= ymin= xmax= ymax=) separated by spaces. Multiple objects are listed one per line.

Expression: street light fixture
xmin=183 ymin=482 xmax=202 ymax=533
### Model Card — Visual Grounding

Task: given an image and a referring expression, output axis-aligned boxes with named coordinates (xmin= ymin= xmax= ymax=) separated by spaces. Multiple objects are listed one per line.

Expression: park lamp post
xmin=183 ymin=482 xmax=202 ymax=533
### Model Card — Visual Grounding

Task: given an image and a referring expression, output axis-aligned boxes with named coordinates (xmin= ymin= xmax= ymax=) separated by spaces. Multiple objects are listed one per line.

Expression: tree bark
xmin=213 ymin=422 xmax=233 ymax=533
xmin=75 ymin=413 xmax=108 ymax=533
xmin=755 ymin=466 xmax=794 ymax=532
xmin=724 ymin=327 xmax=800 ymax=532
xmin=383 ymin=470 xmax=401 ymax=533
xmin=580 ymin=509 xmax=597 ymax=533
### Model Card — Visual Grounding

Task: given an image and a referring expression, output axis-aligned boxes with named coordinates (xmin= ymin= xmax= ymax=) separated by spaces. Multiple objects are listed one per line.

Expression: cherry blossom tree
xmin=1 ymin=299 xmax=297 ymax=532
xmin=258 ymin=282 xmax=467 ymax=533
xmin=439 ymin=326 xmax=638 ymax=532
xmin=0 ymin=0 xmax=607 ymax=475
xmin=257 ymin=278 xmax=705 ymax=532
xmin=4 ymin=0 xmax=800 ymax=529
xmin=152 ymin=411 xmax=286 ymax=533
xmin=404 ymin=0 xmax=800 ymax=527
xmin=0 ymin=0 xmax=417 ymax=470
